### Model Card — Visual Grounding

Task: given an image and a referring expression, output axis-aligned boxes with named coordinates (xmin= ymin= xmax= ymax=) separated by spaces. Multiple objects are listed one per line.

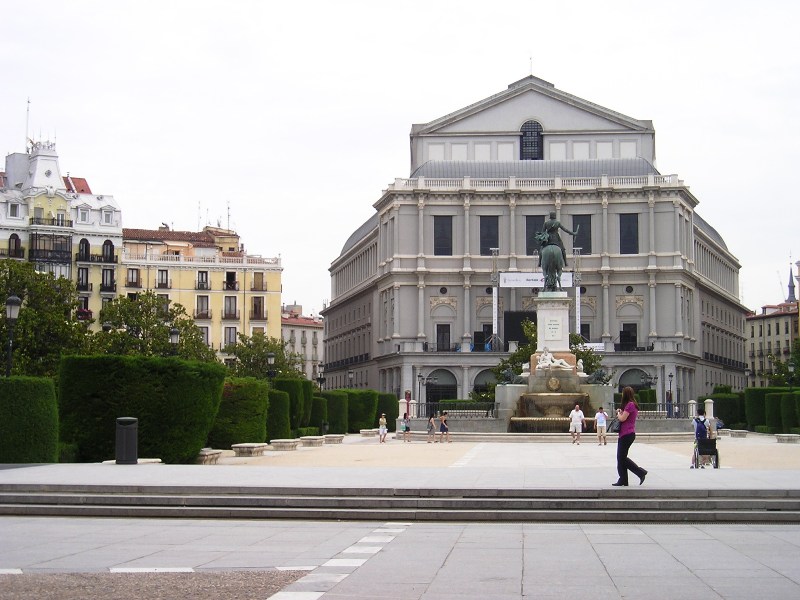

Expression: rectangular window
xmin=102 ymin=210 xmax=113 ymax=225
xmin=572 ymin=214 xmax=592 ymax=255
xmin=619 ymin=213 xmax=639 ymax=254
xmin=78 ymin=208 xmax=89 ymax=223
xmin=620 ymin=323 xmax=638 ymax=350
xmin=197 ymin=271 xmax=209 ymax=290
xmin=157 ymin=294 xmax=170 ymax=316
xmin=77 ymin=267 xmax=89 ymax=291
xmin=196 ymin=296 xmax=209 ymax=319
xmin=127 ymin=268 xmax=140 ymax=287
xmin=198 ymin=327 xmax=209 ymax=346
xmin=525 ymin=215 xmax=545 ymax=255
xmin=479 ymin=215 xmax=499 ymax=256
xmin=251 ymin=296 xmax=265 ymax=320
xmin=224 ymin=326 xmax=237 ymax=346
xmin=157 ymin=269 xmax=169 ymax=288
xmin=101 ymin=268 xmax=115 ymax=291
xmin=9 ymin=204 xmax=19 ymax=218
xmin=224 ymin=296 xmax=238 ymax=319
xmin=436 ymin=324 xmax=451 ymax=352
xmin=580 ymin=323 xmax=591 ymax=342
xmin=433 ymin=215 xmax=452 ymax=256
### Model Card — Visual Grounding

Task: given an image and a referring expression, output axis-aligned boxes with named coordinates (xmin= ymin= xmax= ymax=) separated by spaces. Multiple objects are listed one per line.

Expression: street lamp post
xmin=267 ymin=352 xmax=276 ymax=380
xmin=417 ymin=373 xmax=438 ymax=407
xmin=667 ymin=372 xmax=674 ymax=417
xmin=316 ymin=366 xmax=326 ymax=390
xmin=169 ymin=327 xmax=180 ymax=355
xmin=789 ymin=364 xmax=795 ymax=393
xmin=347 ymin=369 xmax=354 ymax=388
xmin=5 ymin=295 xmax=21 ymax=377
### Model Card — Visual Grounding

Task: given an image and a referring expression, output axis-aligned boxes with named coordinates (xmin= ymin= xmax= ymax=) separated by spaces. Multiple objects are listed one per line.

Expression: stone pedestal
xmin=534 ymin=291 xmax=572 ymax=352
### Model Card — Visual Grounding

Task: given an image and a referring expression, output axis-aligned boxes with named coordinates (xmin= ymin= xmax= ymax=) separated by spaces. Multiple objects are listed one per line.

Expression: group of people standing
xmin=568 ymin=386 xmax=647 ymax=486
xmin=379 ymin=411 xmax=450 ymax=443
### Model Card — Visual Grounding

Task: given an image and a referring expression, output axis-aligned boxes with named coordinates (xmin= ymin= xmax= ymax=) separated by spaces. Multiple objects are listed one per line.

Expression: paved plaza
xmin=1 ymin=433 xmax=800 ymax=599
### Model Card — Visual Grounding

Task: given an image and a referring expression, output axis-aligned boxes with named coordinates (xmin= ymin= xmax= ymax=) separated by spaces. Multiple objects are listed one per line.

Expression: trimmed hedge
xmin=266 ymin=389 xmax=291 ymax=441
xmin=376 ymin=392 xmax=399 ymax=432
xmin=347 ymin=389 xmax=379 ymax=433
xmin=59 ymin=356 xmax=226 ymax=464
xmin=0 ymin=376 xmax=58 ymax=463
xmin=638 ymin=388 xmax=656 ymax=411
xmin=709 ymin=393 xmax=742 ymax=427
xmin=781 ymin=392 xmax=799 ymax=434
xmin=301 ymin=379 xmax=314 ymax=427
xmin=764 ymin=393 xmax=783 ymax=434
xmin=745 ymin=387 xmax=786 ymax=430
xmin=322 ymin=390 xmax=348 ymax=434
xmin=309 ymin=395 xmax=328 ymax=430
xmin=272 ymin=378 xmax=305 ymax=430
xmin=207 ymin=378 xmax=270 ymax=448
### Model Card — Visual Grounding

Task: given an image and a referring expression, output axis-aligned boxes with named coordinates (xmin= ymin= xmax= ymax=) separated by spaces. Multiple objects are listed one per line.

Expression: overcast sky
xmin=2 ymin=0 xmax=798 ymax=316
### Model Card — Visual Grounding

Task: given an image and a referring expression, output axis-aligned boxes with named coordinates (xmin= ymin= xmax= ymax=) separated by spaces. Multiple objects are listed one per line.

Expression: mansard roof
xmin=693 ymin=212 xmax=729 ymax=252
xmin=410 ymin=158 xmax=659 ymax=179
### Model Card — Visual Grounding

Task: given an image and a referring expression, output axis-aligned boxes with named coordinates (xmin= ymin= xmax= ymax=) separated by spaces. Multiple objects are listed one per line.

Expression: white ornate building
xmin=322 ymin=75 xmax=748 ymax=406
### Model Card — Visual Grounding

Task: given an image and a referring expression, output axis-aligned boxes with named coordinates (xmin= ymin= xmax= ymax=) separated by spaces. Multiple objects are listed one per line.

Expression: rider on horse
xmin=539 ymin=211 xmax=578 ymax=267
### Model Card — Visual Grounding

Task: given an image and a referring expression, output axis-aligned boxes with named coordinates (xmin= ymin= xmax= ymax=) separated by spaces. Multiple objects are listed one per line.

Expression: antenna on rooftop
xmin=25 ymin=98 xmax=30 ymax=152
xmin=227 ymin=200 xmax=231 ymax=231
xmin=529 ymin=54 xmax=533 ymax=75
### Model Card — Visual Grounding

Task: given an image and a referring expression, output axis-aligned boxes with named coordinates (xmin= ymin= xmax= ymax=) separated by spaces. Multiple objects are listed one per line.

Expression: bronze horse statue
xmin=535 ymin=232 xmax=565 ymax=291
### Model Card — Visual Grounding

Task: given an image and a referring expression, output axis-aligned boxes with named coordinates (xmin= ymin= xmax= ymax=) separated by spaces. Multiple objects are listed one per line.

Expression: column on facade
xmin=417 ymin=276 xmax=426 ymax=339
xmin=673 ymin=200 xmax=682 ymax=268
xmin=461 ymin=364 xmax=470 ymax=401
xmin=649 ymin=278 xmax=657 ymax=338
xmin=463 ymin=194 xmax=471 ymax=264
xmin=674 ymin=283 xmax=683 ymax=338
xmin=602 ymin=276 xmax=611 ymax=341
xmin=462 ymin=275 xmax=472 ymax=351
xmin=392 ymin=283 xmax=400 ymax=339
xmin=601 ymin=193 xmax=609 ymax=267
xmin=508 ymin=194 xmax=517 ymax=271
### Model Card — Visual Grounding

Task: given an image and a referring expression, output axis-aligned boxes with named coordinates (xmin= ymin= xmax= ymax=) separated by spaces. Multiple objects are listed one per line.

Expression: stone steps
xmin=2 ymin=485 xmax=799 ymax=523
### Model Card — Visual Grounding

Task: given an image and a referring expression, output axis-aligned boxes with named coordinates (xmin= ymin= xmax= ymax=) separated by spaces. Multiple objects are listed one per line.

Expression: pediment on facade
xmin=413 ymin=76 xmax=652 ymax=136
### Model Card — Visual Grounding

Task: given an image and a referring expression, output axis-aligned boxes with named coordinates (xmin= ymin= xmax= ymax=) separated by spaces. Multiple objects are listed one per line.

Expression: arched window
xmin=8 ymin=234 xmax=22 ymax=258
xmin=78 ymin=238 xmax=90 ymax=261
xmin=102 ymin=240 xmax=115 ymax=262
xmin=520 ymin=120 xmax=543 ymax=160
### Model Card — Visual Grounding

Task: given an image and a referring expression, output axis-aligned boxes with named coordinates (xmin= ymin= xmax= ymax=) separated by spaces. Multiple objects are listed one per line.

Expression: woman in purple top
xmin=612 ymin=386 xmax=648 ymax=486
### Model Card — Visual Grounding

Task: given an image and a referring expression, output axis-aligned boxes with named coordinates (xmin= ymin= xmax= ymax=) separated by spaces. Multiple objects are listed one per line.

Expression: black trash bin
xmin=115 ymin=417 xmax=138 ymax=464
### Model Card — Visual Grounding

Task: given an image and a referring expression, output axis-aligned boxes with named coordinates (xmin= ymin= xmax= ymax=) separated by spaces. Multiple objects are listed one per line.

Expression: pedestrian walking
xmin=568 ymin=403 xmax=586 ymax=444
xmin=439 ymin=411 xmax=450 ymax=443
xmin=427 ymin=414 xmax=437 ymax=443
xmin=612 ymin=386 xmax=648 ymax=486
xmin=595 ymin=406 xmax=608 ymax=445
xmin=378 ymin=413 xmax=388 ymax=443
xmin=402 ymin=412 xmax=411 ymax=442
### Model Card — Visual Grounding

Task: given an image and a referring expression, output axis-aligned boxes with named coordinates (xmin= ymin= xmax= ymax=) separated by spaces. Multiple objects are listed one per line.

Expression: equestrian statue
xmin=536 ymin=211 xmax=578 ymax=291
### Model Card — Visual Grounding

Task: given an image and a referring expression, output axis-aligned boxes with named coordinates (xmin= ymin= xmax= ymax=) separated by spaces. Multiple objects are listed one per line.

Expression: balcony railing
xmin=0 ymin=248 xmax=25 ymax=259
xmin=222 ymin=310 xmax=240 ymax=320
xmin=251 ymin=283 xmax=268 ymax=291
xmin=156 ymin=280 xmax=172 ymax=289
xmin=613 ymin=344 xmax=654 ymax=352
xmin=99 ymin=282 xmax=117 ymax=293
xmin=223 ymin=281 xmax=240 ymax=291
xmin=417 ymin=402 xmax=498 ymax=419
xmin=75 ymin=253 xmax=118 ymax=263
xmin=76 ymin=308 xmax=93 ymax=321
xmin=29 ymin=249 xmax=72 ymax=262
xmin=389 ymin=173 xmax=682 ymax=193
xmin=126 ymin=279 xmax=142 ymax=288
xmin=30 ymin=217 xmax=73 ymax=227
xmin=249 ymin=310 xmax=266 ymax=320
xmin=195 ymin=281 xmax=210 ymax=290
xmin=194 ymin=309 xmax=212 ymax=319
xmin=76 ymin=282 xmax=93 ymax=292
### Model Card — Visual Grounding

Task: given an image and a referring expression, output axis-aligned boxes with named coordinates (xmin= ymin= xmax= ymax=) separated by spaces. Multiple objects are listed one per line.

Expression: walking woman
xmin=613 ymin=386 xmax=648 ymax=486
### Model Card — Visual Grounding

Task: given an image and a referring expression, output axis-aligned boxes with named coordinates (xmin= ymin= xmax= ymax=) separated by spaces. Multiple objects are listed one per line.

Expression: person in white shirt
xmin=595 ymin=406 xmax=608 ymax=446
xmin=568 ymin=404 xmax=586 ymax=445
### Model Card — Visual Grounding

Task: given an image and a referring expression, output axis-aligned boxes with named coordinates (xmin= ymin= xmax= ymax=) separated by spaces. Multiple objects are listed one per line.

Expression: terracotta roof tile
xmin=63 ymin=176 xmax=92 ymax=194
xmin=122 ymin=228 xmax=218 ymax=247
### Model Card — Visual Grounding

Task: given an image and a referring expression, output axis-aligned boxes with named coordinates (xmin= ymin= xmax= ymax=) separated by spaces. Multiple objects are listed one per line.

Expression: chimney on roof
xmin=159 ymin=223 xmax=170 ymax=231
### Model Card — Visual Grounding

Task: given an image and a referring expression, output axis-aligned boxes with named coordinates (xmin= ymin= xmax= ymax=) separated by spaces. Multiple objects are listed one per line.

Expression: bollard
xmin=115 ymin=417 xmax=138 ymax=464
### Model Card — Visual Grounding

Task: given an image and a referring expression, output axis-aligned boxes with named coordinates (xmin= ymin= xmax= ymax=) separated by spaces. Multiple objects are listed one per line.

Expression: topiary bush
xmin=207 ymin=378 xmax=270 ymax=448
xmin=309 ymin=395 xmax=327 ymax=430
xmin=300 ymin=379 xmax=314 ymax=427
xmin=710 ymin=393 xmax=741 ymax=427
xmin=780 ymin=392 xmax=798 ymax=434
xmin=376 ymin=392 xmax=399 ymax=431
xmin=0 ymin=376 xmax=58 ymax=463
xmin=272 ymin=378 xmax=305 ymax=430
xmin=266 ymin=389 xmax=291 ymax=441
xmin=59 ymin=356 xmax=226 ymax=464
xmin=322 ymin=390 xmax=348 ymax=434
xmin=764 ymin=392 xmax=783 ymax=434
xmin=744 ymin=387 xmax=785 ymax=431
xmin=347 ymin=389 xmax=379 ymax=433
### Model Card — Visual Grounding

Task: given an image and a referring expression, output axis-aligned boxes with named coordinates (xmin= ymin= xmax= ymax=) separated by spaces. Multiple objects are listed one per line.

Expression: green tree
xmin=0 ymin=259 xmax=90 ymax=376
xmin=224 ymin=331 xmax=304 ymax=379
xmin=767 ymin=339 xmax=800 ymax=387
xmin=91 ymin=291 xmax=216 ymax=361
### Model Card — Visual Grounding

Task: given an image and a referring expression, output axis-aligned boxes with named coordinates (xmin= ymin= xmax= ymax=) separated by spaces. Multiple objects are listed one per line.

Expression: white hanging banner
xmin=499 ymin=272 xmax=573 ymax=288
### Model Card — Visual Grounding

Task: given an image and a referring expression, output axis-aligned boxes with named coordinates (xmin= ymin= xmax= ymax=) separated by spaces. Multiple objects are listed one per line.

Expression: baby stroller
xmin=692 ymin=438 xmax=720 ymax=469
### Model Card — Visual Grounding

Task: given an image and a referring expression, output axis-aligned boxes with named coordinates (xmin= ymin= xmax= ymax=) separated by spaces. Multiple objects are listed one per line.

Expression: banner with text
xmin=499 ymin=272 xmax=573 ymax=288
